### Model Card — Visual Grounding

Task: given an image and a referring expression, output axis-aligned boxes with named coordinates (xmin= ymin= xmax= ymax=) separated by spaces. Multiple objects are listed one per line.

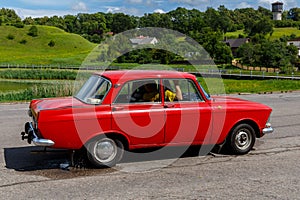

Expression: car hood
xmin=30 ymin=97 xmax=84 ymax=114
xmin=211 ymin=96 xmax=249 ymax=103
xmin=211 ymin=95 xmax=272 ymax=110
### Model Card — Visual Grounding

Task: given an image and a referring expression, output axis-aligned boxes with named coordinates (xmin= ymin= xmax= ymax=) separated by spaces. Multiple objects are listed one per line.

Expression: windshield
xmin=75 ymin=75 xmax=111 ymax=104
xmin=198 ymin=82 xmax=211 ymax=100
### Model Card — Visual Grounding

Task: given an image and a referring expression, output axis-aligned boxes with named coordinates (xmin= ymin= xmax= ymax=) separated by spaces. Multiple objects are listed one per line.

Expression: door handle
xmin=164 ymin=104 xmax=175 ymax=108
xmin=112 ymin=106 xmax=124 ymax=111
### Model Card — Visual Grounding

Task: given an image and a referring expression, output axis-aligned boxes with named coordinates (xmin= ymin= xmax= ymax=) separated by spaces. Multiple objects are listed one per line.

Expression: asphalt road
xmin=0 ymin=92 xmax=299 ymax=200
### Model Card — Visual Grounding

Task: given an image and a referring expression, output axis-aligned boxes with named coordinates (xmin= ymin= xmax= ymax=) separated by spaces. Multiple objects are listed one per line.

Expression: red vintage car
xmin=21 ymin=70 xmax=273 ymax=167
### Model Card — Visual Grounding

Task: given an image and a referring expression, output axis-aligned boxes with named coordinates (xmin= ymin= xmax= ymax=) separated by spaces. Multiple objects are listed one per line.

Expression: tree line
xmin=1 ymin=6 xmax=300 ymax=72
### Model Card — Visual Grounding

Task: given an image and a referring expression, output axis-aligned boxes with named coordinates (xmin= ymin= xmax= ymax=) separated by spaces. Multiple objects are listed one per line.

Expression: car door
xmin=163 ymin=79 xmax=212 ymax=145
xmin=111 ymin=79 xmax=165 ymax=146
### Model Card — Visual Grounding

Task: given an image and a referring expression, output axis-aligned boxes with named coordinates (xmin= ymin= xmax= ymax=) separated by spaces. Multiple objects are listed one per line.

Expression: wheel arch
xmin=230 ymin=119 xmax=260 ymax=138
xmin=83 ymin=132 xmax=130 ymax=150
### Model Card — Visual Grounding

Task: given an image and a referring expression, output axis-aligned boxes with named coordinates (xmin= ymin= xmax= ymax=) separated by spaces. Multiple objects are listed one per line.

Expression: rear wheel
xmin=87 ymin=137 xmax=124 ymax=168
xmin=226 ymin=123 xmax=256 ymax=155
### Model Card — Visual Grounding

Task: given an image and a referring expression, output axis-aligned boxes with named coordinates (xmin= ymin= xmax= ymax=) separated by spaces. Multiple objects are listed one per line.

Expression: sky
xmin=1 ymin=0 xmax=299 ymax=18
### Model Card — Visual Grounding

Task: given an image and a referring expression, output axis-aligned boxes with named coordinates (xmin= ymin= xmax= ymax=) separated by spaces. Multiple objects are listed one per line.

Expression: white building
xmin=130 ymin=36 xmax=158 ymax=48
xmin=272 ymin=1 xmax=283 ymax=21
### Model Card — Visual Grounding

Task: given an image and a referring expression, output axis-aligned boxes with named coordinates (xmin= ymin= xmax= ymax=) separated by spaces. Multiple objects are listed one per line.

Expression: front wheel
xmin=87 ymin=137 xmax=124 ymax=168
xmin=226 ymin=124 xmax=256 ymax=155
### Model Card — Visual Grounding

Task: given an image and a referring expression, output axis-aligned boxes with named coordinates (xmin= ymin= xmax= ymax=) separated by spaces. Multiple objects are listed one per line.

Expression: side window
xmin=114 ymin=79 xmax=161 ymax=103
xmin=114 ymin=82 xmax=131 ymax=103
xmin=163 ymin=79 xmax=203 ymax=102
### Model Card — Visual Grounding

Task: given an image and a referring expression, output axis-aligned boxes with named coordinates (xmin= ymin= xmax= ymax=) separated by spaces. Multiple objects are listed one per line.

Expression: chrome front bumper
xmin=21 ymin=122 xmax=55 ymax=147
xmin=262 ymin=122 xmax=274 ymax=134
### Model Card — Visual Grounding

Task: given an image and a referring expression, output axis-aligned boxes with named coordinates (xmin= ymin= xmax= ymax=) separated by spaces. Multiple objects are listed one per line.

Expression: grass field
xmin=0 ymin=25 xmax=96 ymax=66
xmin=225 ymin=27 xmax=300 ymax=40
xmin=0 ymin=76 xmax=299 ymax=102
xmin=0 ymin=79 xmax=74 ymax=102
xmin=0 ymin=80 xmax=35 ymax=92
xmin=200 ymin=78 xmax=300 ymax=94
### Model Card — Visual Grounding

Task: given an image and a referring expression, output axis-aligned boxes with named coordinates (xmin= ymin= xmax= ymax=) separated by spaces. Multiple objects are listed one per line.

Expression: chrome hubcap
xmin=235 ymin=131 xmax=251 ymax=150
xmin=94 ymin=138 xmax=117 ymax=163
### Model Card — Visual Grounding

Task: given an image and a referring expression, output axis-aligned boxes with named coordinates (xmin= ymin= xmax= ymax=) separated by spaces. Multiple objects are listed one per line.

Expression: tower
xmin=272 ymin=1 xmax=283 ymax=21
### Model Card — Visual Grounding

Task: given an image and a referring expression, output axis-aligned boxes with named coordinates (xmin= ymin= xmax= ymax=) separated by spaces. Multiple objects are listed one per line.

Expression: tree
xmin=246 ymin=17 xmax=274 ymax=36
xmin=204 ymin=8 xmax=221 ymax=32
xmin=237 ymin=43 xmax=257 ymax=66
xmin=64 ymin=15 xmax=77 ymax=32
xmin=217 ymin=5 xmax=235 ymax=33
xmin=168 ymin=7 xmax=191 ymax=34
xmin=111 ymin=13 xmax=137 ymax=34
xmin=0 ymin=8 xmax=21 ymax=25
xmin=238 ymin=39 xmax=299 ymax=73
xmin=187 ymin=9 xmax=206 ymax=32
xmin=45 ymin=15 xmax=66 ymax=30
xmin=190 ymin=27 xmax=233 ymax=64
xmin=258 ymin=6 xmax=272 ymax=19
xmin=288 ymin=8 xmax=300 ymax=21
xmin=27 ymin=25 xmax=38 ymax=37
xmin=23 ymin=17 xmax=35 ymax=25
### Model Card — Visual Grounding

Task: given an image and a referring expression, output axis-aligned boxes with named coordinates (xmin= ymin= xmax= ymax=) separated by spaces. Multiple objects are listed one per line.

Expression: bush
xmin=48 ymin=40 xmax=55 ymax=47
xmin=27 ymin=25 xmax=38 ymax=37
xmin=6 ymin=34 xmax=14 ymax=40
xmin=13 ymin=22 xmax=24 ymax=28
xmin=19 ymin=39 xmax=27 ymax=44
xmin=0 ymin=69 xmax=79 ymax=80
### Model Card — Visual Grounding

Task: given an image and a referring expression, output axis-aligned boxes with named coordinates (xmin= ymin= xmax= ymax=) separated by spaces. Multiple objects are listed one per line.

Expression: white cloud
xmin=72 ymin=2 xmax=88 ymax=11
xmin=258 ymin=0 xmax=274 ymax=8
xmin=106 ymin=6 xmax=143 ymax=16
xmin=154 ymin=9 xmax=166 ymax=13
xmin=106 ymin=6 xmax=122 ymax=13
xmin=258 ymin=0 xmax=273 ymax=3
xmin=237 ymin=2 xmax=252 ymax=8
xmin=13 ymin=7 xmax=77 ymax=19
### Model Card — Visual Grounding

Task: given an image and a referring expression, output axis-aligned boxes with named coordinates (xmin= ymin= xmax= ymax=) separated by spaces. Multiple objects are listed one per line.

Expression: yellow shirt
xmin=165 ymin=90 xmax=176 ymax=102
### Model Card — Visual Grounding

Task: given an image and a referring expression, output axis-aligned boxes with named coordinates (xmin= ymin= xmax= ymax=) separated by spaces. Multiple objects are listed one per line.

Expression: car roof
xmin=94 ymin=70 xmax=196 ymax=84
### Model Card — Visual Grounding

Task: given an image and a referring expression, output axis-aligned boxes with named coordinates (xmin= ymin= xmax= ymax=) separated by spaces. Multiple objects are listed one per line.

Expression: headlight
xmin=265 ymin=122 xmax=272 ymax=128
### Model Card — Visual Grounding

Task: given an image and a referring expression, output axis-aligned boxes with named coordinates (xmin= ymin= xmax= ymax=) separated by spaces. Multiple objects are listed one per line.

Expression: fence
xmin=0 ymin=64 xmax=299 ymax=80
xmin=191 ymin=70 xmax=300 ymax=80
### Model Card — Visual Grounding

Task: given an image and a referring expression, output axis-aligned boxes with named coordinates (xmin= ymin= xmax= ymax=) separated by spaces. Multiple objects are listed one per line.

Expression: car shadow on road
xmin=4 ymin=145 xmax=215 ymax=172
xmin=4 ymin=146 xmax=70 ymax=171
xmin=121 ymin=146 xmax=213 ymax=163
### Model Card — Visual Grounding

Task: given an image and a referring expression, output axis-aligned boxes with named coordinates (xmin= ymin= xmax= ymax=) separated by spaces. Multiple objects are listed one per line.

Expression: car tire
xmin=226 ymin=123 xmax=256 ymax=155
xmin=87 ymin=137 xmax=124 ymax=168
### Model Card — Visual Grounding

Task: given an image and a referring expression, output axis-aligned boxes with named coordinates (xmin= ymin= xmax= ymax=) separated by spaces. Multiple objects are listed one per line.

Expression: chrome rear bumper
xmin=21 ymin=122 xmax=55 ymax=147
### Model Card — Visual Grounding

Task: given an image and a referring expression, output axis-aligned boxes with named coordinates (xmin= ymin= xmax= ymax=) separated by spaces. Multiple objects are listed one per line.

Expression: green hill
xmin=225 ymin=27 xmax=300 ymax=40
xmin=270 ymin=27 xmax=300 ymax=40
xmin=0 ymin=25 xmax=97 ymax=66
